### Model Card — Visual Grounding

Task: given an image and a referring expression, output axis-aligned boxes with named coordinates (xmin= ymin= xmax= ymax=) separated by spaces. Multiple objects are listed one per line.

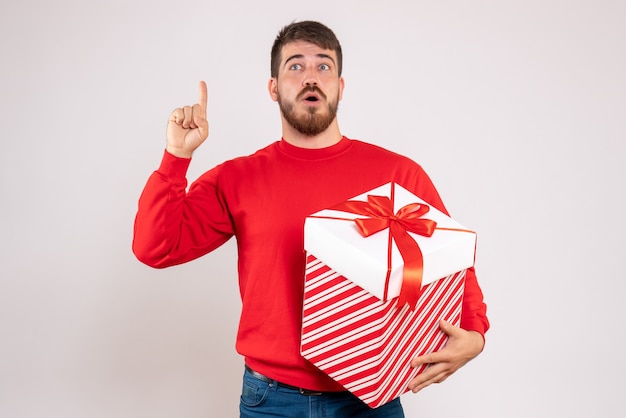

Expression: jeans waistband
xmin=244 ymin=365 xmax=325 ymax=396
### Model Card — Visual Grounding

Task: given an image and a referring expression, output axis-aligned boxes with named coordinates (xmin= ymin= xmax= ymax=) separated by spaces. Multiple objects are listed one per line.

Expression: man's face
xmin=269 ymin=41 xmax=344 ymax=136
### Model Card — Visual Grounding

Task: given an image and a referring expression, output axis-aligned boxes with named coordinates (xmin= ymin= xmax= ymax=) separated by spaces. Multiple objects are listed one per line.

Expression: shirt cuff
xmin=157 ymin=149 xmax=192 ymax=181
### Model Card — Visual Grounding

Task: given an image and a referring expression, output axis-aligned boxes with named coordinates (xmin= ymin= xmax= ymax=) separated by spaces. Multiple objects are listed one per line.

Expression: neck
xmin=281 ymin=119 xmax=343 ymax=149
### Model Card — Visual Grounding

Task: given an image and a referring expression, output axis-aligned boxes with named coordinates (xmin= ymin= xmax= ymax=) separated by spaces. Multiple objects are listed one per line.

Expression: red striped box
xmin=301 ymin=254 xmax=465 ymax=408
xmin=301 ymin=182 xmax=474 ymax=408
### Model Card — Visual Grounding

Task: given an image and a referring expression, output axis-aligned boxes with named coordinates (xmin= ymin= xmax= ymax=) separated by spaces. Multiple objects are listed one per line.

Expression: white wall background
xmin=1 ymin=0 xmax=624 ymax=417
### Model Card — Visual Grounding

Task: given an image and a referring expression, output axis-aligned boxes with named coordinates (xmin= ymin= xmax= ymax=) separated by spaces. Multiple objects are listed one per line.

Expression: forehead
xmin=280 ymin=40 xmax=337 ymax=63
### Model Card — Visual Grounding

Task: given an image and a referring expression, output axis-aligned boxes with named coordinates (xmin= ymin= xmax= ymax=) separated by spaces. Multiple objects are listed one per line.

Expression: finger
xmin=198 ymin=81 xmax=208 ymax=113
xmin=189 ymin=105 xmax=199 ymax=129
xmin=182 ymin=106 xmax=193 ymax=128
xmin=169 ymin=108 xmax=184 ymax=125
xmin=408 ymin=372 xmax=435 ymax=393
xmin=411 ymin=351 xmax=440 ymax=368
xmin=409 ymin=364 xmax=447 ymax=393
xmin=192 ymin=103 xmax=205 ymax=129
xmin=411 ymin=374 xmax=445 ymax=393
xmin=410 ymin=377 xmax=434 ymax=393
xmin=439 ymin=319 xmax=459 ymax=336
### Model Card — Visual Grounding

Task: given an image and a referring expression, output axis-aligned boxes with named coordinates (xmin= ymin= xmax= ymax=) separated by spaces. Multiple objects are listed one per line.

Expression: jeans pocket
xmin=240 ymin=374 xmax=271 ymax=407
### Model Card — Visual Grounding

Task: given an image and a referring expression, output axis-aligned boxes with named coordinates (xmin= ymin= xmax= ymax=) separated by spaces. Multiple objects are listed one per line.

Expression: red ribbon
xmin=329 ymin=188 xmax=437 ymax=309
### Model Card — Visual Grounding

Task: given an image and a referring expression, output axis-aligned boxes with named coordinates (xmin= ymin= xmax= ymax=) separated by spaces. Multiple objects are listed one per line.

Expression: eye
xmin=320 ymin=64 xmax=330 ymax=71
xmin=289 ymin=63 xmax=302 ymax=71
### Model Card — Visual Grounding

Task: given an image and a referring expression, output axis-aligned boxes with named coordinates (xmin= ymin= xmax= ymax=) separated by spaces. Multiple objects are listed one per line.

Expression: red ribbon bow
xmin=330 ymin=189 xmax=437 ymax=309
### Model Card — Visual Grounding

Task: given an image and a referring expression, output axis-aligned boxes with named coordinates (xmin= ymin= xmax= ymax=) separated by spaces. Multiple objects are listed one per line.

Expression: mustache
xmin=297 ymin=86 xmax=327 ymax=101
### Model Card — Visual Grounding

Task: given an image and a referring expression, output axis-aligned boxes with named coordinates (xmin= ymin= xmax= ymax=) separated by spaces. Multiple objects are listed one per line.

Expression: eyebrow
xmin=284 ymin=53 xmax=336 ymax=67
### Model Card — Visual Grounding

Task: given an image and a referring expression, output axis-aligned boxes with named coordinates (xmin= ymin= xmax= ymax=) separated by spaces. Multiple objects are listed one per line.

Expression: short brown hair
xmin=270 ymin=21 xmax=343 ymax=78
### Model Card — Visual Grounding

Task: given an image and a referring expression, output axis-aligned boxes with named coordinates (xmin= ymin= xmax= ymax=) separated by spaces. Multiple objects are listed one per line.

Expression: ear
xmin=268 ymin=77 xmax=278 ymax=102
xmin=338 ymin=76 xmax=345 ymax=101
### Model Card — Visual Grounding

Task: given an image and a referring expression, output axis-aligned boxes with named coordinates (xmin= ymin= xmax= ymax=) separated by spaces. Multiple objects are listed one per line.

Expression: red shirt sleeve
xmin=460 ymin=266 xmax=489 ymax=337
xmin=132 ymin=150 xmax=234 ymax=268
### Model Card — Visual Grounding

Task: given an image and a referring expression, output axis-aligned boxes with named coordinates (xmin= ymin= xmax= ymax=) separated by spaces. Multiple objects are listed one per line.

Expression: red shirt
xmin=133 ymin=137 xmax=489 ymax=391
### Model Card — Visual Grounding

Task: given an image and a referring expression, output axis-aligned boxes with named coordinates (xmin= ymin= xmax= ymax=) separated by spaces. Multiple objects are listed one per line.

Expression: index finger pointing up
xmin=198 ymin=80 xmax=208 ymax=112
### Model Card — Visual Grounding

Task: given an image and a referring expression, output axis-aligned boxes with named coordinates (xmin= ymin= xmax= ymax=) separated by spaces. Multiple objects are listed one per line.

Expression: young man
xmin=133 ymin=21 xmax=489 ymax=417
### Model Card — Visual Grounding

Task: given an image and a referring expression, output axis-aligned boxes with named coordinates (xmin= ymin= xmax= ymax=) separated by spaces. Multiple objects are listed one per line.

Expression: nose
xmin=303 ymin=68 xmax=318 ymax=87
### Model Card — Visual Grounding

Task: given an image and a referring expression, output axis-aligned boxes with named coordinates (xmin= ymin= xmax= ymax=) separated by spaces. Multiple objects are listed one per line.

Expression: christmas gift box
xmin=301 ymin=182 xmax=476 ymax=408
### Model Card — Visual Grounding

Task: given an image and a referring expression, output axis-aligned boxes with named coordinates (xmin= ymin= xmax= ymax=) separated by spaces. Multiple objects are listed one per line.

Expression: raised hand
xmin=166 ymin=81 xmax=209 ymax=158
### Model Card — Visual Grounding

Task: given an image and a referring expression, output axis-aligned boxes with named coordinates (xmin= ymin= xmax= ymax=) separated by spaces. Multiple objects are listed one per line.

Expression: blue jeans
xmin=239 ymin=368 xmax=405 ymax=418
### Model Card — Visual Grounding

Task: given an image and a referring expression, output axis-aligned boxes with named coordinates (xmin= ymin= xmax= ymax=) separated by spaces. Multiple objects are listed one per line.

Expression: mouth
xmin=302 ymin=93 xmax=322 ymax=105
xmin=299 ymin=87 xmax=325 ymax=104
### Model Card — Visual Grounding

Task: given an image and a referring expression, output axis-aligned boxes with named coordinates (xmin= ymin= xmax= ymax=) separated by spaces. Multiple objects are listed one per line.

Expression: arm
xmin=404 ymin=169 xmax=490 ymax=393
xmin=132 ymin=82 xmax=233 ymax=268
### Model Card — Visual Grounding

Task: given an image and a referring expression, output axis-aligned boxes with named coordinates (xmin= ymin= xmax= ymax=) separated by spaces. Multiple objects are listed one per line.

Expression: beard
xmin=277 ymin=87 xmax=339 ymax=136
